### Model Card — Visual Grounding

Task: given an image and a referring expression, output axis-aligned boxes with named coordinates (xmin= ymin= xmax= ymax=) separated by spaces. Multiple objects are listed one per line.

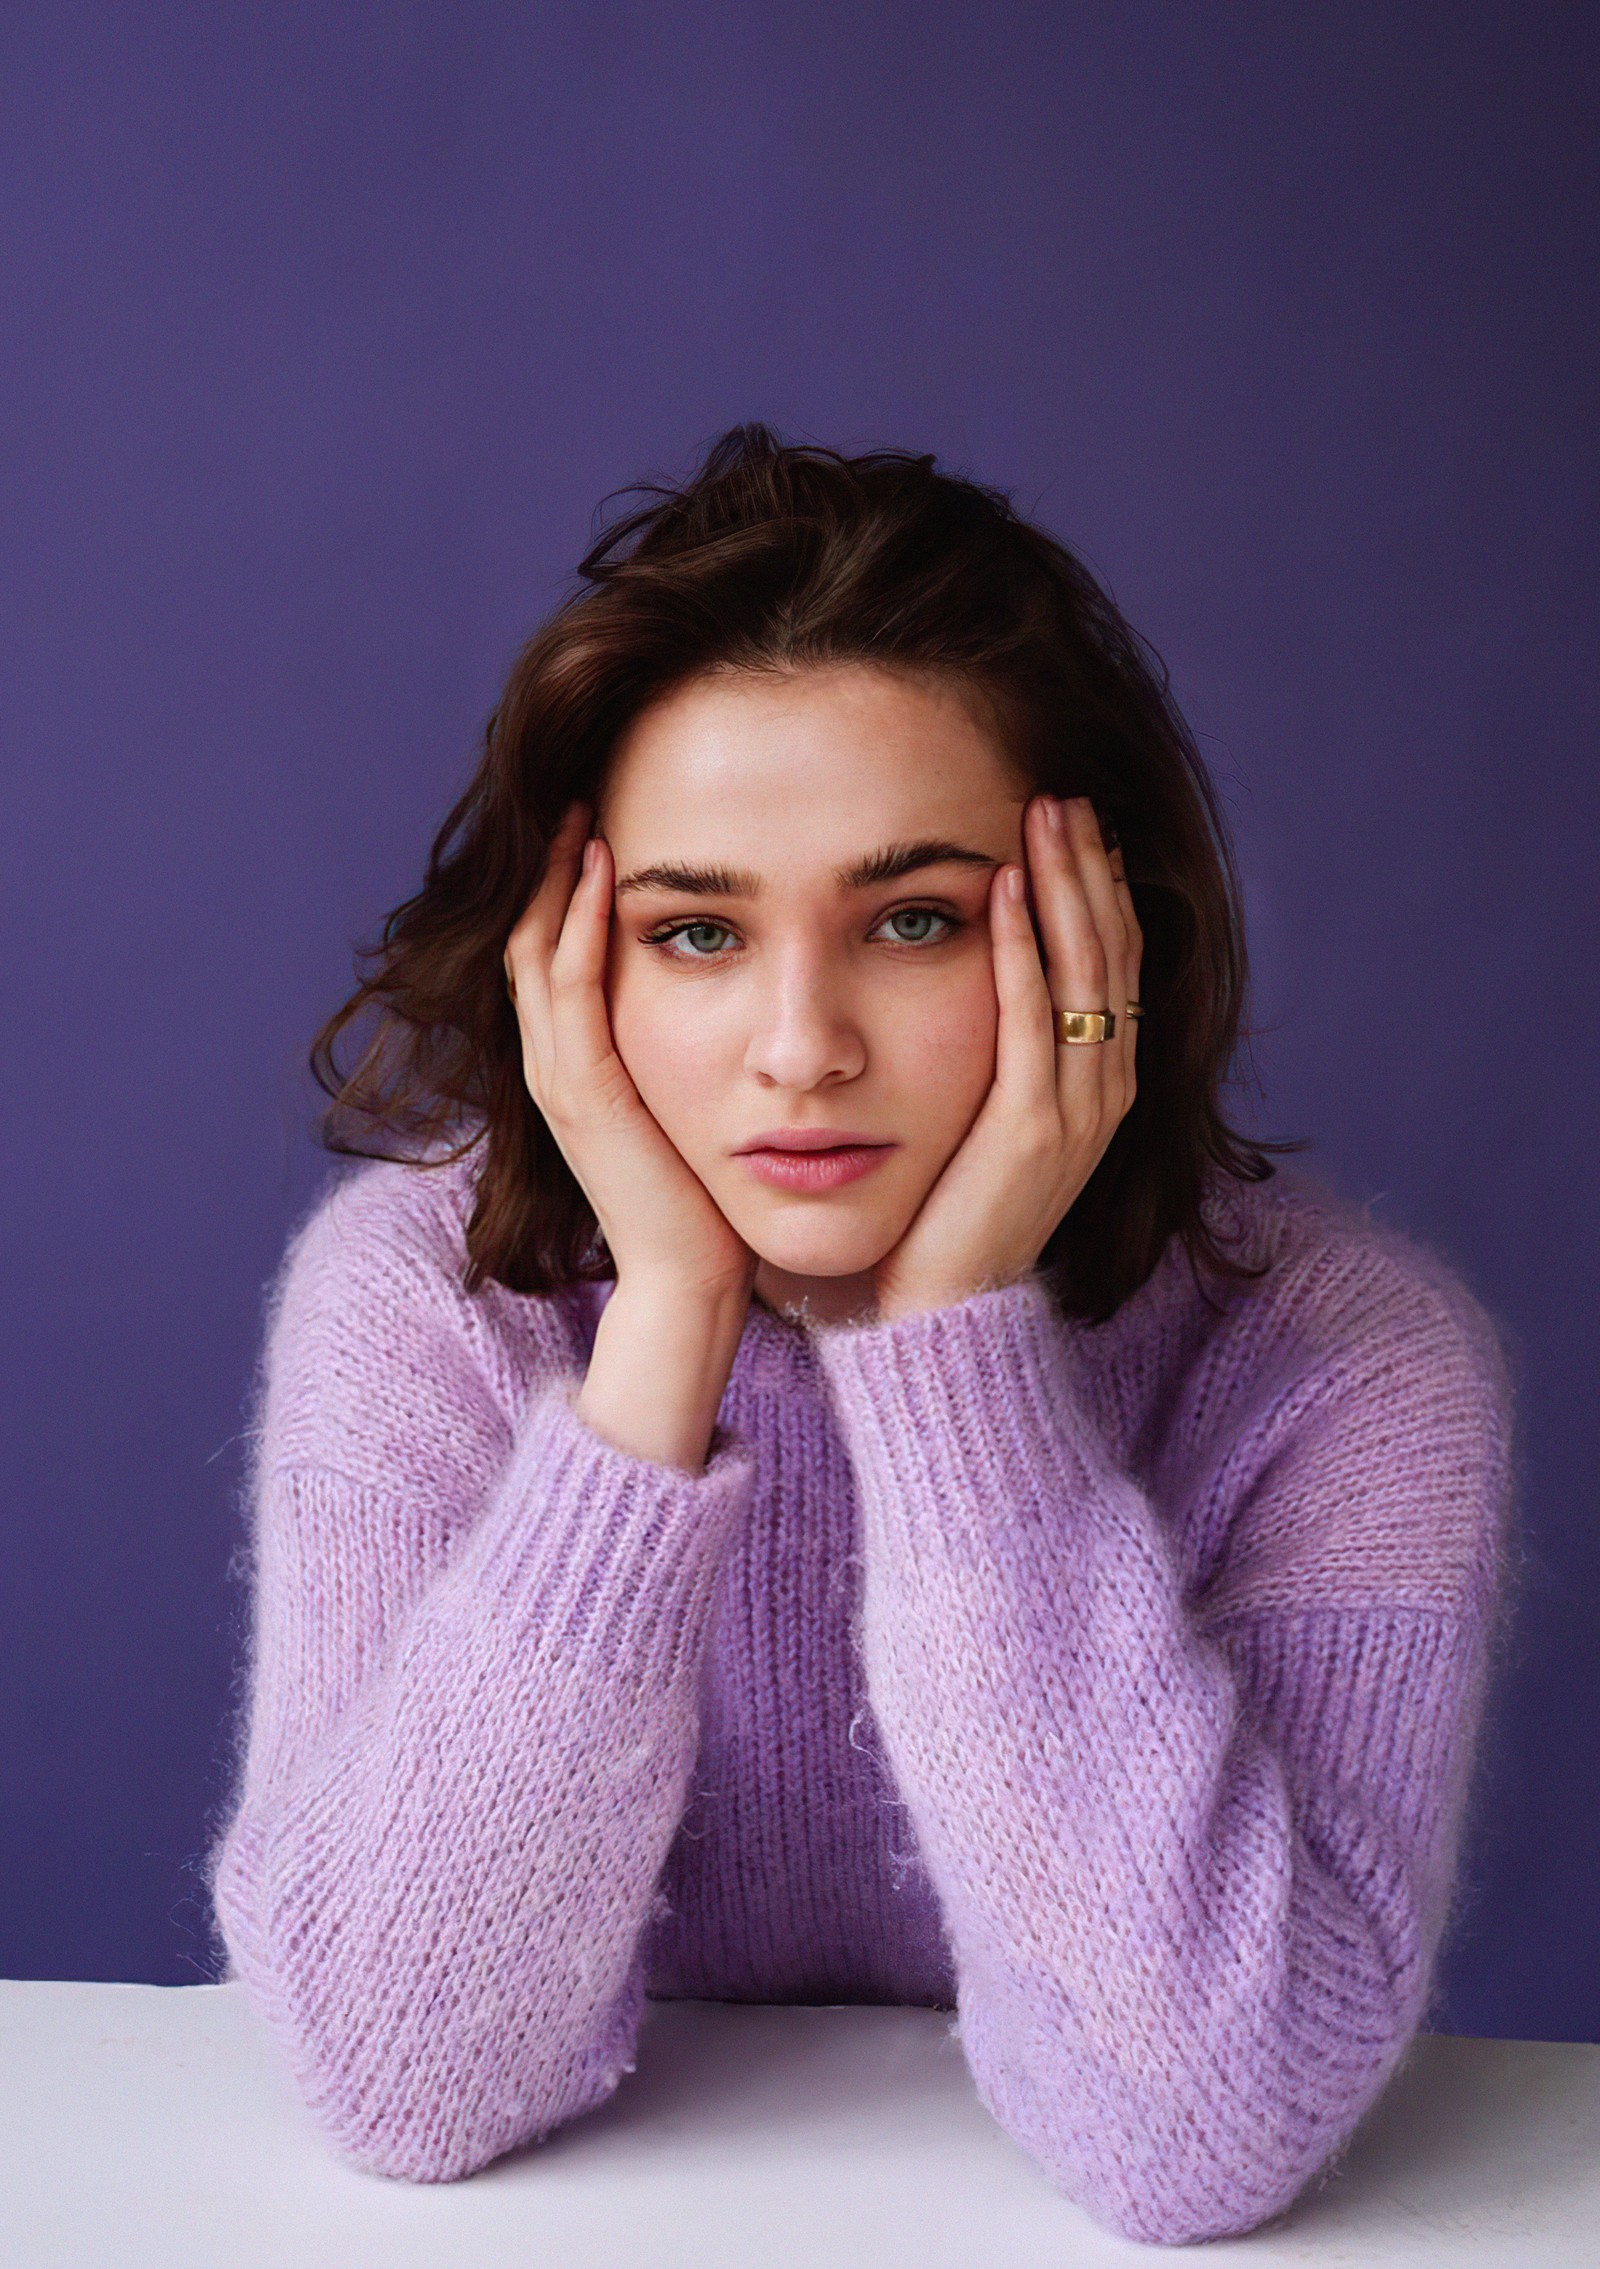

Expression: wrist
xmin=579 ymin=1274 xmax=750 ymax=1473
xmin=608 ymin=1271 xmax=752 ymax=1347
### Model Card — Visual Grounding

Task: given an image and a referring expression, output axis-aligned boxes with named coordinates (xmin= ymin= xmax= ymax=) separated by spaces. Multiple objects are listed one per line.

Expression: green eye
xmin=649 ymin=919 xmax=734 ymax=957
xmin=647 ymin=907 xmax=956 ymax=959
xmin=881 ymin=908 xmax=950 ymax=944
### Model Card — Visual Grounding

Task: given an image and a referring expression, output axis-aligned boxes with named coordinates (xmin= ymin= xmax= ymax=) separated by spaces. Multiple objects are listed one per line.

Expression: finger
xmin=1027 ymin=796 xmax=1113 ymax=1010
xmin=988 ymin=858 xmax=1058 ymax=1107
xmin=1108 ymin=842 xmax=1143 ymax=1100
xmin=504 ymin=801 xmax=592 ymax=992
xmin=1062 ymin=798 xmax=1130 ymax=1014
xmin=545 ymin=835 xmax=635 ymax=1116
xmin=510 ymin=819 xmax=602 ymax=1097
xmin=1024 ymin=795 xmax=1116 ymax=1122
xmin=1064 ymin=797 xmax=1136 ymax=1114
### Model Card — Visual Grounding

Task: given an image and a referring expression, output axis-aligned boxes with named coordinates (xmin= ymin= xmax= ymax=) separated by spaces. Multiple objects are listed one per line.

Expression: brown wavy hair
xmin=311 ymin=423 xmax=1296 ymax=1322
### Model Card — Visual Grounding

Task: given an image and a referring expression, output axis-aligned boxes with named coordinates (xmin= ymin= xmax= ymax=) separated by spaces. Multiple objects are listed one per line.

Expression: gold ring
xmin=1125 ymin=1002 xmax=1144 ymax=1020
xmin=1055 ymin=1008 xmax=1116 ymax=1045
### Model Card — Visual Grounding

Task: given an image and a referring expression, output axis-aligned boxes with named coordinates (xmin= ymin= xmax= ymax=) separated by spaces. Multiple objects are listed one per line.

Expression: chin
xmin=731 ymin=1201 xmax=905 ymax=1281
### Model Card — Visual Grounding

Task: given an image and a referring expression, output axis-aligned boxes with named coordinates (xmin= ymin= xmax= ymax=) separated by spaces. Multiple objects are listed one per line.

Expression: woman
xmin=207 ymin=426 xmax=1516 ymax=2245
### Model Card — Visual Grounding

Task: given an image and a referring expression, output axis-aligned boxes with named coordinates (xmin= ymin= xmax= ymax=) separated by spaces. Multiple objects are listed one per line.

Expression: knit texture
xmin=206 ymin=1149 xmax=1515 ymax=2244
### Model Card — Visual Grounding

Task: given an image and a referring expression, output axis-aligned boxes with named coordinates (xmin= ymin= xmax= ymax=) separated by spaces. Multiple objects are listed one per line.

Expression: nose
xmin=742 ymin=946 xmax=867 ymax=1091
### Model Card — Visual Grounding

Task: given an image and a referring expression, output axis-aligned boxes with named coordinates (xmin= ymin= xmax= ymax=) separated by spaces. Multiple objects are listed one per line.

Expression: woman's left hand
xmin=872 ymin=793 xmax=1143 ymax=1322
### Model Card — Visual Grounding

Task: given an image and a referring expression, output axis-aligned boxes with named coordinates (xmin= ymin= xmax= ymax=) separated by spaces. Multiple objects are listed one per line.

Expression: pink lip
xmin=734 ymin=1128 xmax=897 ymax=1194
xmin=736 ymin=1127 xmax=885 ymax=1152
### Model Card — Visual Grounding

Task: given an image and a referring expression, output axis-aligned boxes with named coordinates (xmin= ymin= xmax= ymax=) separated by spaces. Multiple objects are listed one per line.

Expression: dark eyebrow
xmin=613 ymin=839 xmax=999 ymax=899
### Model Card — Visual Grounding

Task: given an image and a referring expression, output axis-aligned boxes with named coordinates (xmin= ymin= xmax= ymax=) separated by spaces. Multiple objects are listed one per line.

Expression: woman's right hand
xmin=503 ymin=801 xmax=756 ymax=1314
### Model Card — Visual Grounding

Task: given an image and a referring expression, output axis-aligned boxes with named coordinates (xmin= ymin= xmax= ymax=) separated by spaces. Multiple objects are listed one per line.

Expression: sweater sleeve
xmin=206 ymin=1170 xmax=755 ymax=2183
xmin=809 ymin=1265 xmax=1513 ymax=2247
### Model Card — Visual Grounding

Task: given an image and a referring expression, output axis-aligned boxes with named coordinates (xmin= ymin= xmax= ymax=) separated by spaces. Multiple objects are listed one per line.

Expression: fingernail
xmin=1005 ymin=865 xmax=1025 ymax=902
xmin=582 ymin=838 xmax=598 ymax=874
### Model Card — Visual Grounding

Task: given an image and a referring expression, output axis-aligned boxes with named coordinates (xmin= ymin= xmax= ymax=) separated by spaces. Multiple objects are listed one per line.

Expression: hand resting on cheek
xmin=871 ymin=790 xmax=1142 ymax=1321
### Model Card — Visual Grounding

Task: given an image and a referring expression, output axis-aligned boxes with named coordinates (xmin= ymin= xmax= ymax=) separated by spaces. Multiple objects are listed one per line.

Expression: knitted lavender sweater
xmin=206 ymin=1149 xmax=1514 ymax=2245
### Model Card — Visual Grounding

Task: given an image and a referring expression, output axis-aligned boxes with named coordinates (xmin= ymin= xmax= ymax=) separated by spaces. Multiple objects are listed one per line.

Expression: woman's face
xmin=598 ymin=662 xmax=1032 ymax=1289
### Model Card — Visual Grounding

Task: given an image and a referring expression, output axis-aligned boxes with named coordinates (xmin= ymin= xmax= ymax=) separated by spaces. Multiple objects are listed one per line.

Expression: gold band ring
xmin=1054 ymin=1004 xmax=1144 ymax=1043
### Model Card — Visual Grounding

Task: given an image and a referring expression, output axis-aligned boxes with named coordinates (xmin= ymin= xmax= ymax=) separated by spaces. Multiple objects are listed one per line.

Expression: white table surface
xmin=1 ymin=1981 xmax=1597 ymax=2267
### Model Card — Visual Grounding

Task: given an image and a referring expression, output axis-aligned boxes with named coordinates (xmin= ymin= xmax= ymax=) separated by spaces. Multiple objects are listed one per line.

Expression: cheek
xmin=880 ymin=962 xmax=999 ymax=1145
xmin=607 ymin=953 xmax=729 ymax=1149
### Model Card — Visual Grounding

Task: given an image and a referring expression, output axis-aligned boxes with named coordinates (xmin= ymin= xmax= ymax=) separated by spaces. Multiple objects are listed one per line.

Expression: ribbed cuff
xmin=810 ymin=1274 xmax=1100 ymax=1522
xmin=450 ymin=1375 xmax=756 ymax=1685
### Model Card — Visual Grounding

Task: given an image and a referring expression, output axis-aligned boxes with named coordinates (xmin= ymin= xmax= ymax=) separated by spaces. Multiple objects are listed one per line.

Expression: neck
xmin=751 ymin=1258 xmax=878 ymax=1328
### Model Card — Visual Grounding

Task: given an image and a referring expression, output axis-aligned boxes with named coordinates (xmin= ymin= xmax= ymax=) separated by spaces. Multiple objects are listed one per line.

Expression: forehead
xmin=599 ymin=664 xmax=1027 ymax=860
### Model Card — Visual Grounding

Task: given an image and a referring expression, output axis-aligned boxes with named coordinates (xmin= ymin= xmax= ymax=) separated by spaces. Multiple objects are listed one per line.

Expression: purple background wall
xmin=2 ymin=5 xmax=1595 ymax=2034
